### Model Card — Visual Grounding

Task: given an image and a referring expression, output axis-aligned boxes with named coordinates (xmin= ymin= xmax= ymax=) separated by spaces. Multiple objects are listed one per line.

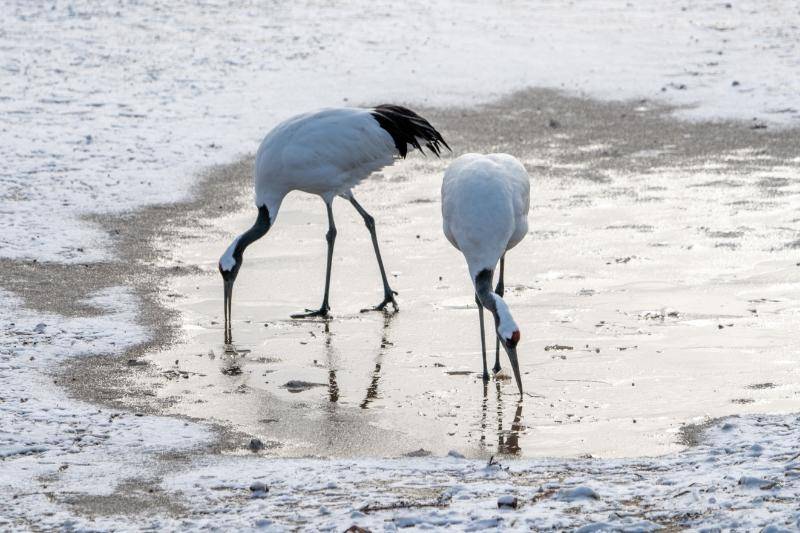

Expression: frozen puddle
xmin=143 ymin=153 xmax=800 ymax=459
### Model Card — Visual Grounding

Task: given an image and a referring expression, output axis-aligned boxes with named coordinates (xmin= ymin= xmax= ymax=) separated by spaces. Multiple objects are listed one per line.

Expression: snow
xmin=93 ymin=414 xmax=800 ymax=529
xmin=2 ymin=1 xmax=799 ymax=263
xmin=0 ymin=287 xmax=210 ymax=527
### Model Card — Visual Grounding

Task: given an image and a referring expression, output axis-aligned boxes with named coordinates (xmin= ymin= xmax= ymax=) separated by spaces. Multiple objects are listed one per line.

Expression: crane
xmin=219 ymin=105 xmax=448 ymax=342
xmin=441 ymin=153 xmax=530 ymax=396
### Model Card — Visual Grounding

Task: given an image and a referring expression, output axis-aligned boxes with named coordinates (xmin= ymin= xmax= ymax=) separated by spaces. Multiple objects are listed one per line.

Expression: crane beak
xmin=223 ymin=278 xmax=234 ymax=344
xmin=500 ymin=339 xmax=523 ymax=397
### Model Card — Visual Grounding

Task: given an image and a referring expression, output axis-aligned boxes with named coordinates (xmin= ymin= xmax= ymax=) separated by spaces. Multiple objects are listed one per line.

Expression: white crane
xmin=441 ymin=153 xmax=530 ymax=396
xmin=219 ymin=105 xmax=448 ymax=342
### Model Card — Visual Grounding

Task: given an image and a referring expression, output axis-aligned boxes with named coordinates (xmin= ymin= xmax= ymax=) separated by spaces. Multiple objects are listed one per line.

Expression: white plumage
xmin=254 ymin=108 xmax=397 ymax=222
xmin=441 ymin=153 xmax=531 ymax=395
xmin=219 ymin=105 xmax=448 ymax=342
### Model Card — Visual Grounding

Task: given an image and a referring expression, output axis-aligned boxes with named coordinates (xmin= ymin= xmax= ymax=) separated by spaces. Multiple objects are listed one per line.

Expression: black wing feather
xmin=370 ymin=104 xmax=450 ymax=158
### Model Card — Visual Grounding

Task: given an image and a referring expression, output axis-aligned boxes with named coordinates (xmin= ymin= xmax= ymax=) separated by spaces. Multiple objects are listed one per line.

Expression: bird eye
xmin=508 ymin=330 xmax=521 ymax=346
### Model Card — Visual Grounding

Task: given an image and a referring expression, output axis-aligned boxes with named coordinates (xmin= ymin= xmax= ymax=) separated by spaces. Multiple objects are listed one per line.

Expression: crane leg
xmin=349 ymin=195 xmax=398 ymax=312
xmin=291 ymin=201 xmax=336 ymax=319
xmin=493 ymin=254 xmax=505 ymax=375
xmin=476 ymin=293 xmax=489 ymax=382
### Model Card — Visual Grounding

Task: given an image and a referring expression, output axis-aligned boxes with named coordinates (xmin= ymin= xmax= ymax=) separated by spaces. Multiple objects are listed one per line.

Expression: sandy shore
xmin=3 ymin=88 xmax=799 ymax=525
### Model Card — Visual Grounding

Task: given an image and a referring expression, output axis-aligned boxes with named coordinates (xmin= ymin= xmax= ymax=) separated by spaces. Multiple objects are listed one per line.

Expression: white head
xmin=488 ymin=291 xmax=522 ymax=396
xmin=491 ymin=293 xmax=520 ymax=347
xmin=219 ymin=236 xmax=241 ymax=273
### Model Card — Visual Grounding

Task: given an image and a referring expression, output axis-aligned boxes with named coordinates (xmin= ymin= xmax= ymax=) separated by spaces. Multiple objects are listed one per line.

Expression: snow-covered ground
xmin=0 ymin=287 xmax=209 ymax=527
xmin=2 ymin=1 xmax=799 ymax=262
xmin=2 ymin=0 xmax=800 ymax=530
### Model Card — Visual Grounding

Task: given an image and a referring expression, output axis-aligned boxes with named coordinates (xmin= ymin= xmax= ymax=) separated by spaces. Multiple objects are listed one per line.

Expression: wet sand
xmin=27 ymin=88 xmax=797 ymax=460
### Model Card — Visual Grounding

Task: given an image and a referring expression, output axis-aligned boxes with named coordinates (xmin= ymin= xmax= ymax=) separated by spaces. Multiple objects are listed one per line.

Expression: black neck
xmin=234 ymin=205 xmax=271 ymax=260
xmin=475 ymin=268 xmax=497 ymax=316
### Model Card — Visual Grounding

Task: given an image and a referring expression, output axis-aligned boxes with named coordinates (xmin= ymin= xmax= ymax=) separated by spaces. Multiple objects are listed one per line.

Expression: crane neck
xmin=474 ymin=269 xmax=497 ymax=315
xmin=234 ymin=204 xmax=271 ymax=260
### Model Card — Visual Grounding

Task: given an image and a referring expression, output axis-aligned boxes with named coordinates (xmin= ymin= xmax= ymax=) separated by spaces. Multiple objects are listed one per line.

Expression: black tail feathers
xmin=370 ymin=104 xmax=450 ymax=158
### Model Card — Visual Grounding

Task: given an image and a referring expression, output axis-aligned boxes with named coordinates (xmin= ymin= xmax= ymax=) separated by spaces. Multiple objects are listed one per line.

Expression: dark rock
xmin=248 ymin=438 xmax=265 ymax=452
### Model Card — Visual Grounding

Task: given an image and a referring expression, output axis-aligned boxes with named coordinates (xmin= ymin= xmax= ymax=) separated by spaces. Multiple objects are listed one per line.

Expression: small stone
xmin=447 ymin=450 xmax=465 ymax=459
xmin=497 ymin=495 xmax=519 ymax=509
xmin=249 ymin=481 xmax=268 ymax=493
xmin=548 ymin=118 xmax=560 ymax=128
xmin=33 ymin=323 xmax=47 ymax=334
xmin=404 ymin=448 xmax=432 ymax=457
xmin=248 ymin=438 xmax=265 ymax=452
xmin=731 ymin=80 xmax=740 ymax=86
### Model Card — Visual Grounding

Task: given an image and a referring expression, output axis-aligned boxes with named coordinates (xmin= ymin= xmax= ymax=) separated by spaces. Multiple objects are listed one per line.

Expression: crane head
xmin=491 ymin=293 xmax=523 ymax=397
xmin=219 ymin=238 xmax=243 ymax=345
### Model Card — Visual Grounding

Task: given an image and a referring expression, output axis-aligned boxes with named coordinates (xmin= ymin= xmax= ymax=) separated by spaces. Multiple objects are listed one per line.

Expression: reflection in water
xmin=220 ymin=343 xmax=248 ymax=375
xmin=328 ymin=369 xmax=339 ymax=403
xmin=323 ymin=322 xmax=340 ymax=403
xmin=479 ymin=381 xmax=489 ymax=445
xmin=318 ymin=313 xmax=396 ymax=408
xmin=478 ymin=381 xmax=525 ymax=455
xmin=360 ymin=312 xmax=395 ymax=409
xmin=498 ymin=401 xmax=524 ymax=455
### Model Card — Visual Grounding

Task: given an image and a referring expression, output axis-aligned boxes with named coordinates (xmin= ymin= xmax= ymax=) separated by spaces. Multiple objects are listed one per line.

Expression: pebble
xmin=249 ymin=481 xmax=269 ymax=493
xmin=497 ymin=495 xmax=519 ymax=509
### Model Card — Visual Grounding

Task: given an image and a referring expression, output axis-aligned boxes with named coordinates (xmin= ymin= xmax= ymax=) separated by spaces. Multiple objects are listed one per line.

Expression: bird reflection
xmin=478 ymin=380 xmax=525 ymax=455
xmin=323 ymin=322 xmax=340 ymax=403
xmin=360 ymin=312 xmax=395 ymax=409
xmin=322 ymin=312 xmax=395 ymax=407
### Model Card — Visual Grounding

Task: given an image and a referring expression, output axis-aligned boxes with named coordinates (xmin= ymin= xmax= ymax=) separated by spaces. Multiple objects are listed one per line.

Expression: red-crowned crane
xmin=219 ymin=106 xmax=448 ymax=342
xmin=441 ymin=153 xmax=530 ymax=396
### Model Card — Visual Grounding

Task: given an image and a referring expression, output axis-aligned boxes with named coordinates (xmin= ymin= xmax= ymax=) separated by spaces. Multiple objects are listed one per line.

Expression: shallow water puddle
xmin=142 ymin=157 xmax=800 ymax=459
